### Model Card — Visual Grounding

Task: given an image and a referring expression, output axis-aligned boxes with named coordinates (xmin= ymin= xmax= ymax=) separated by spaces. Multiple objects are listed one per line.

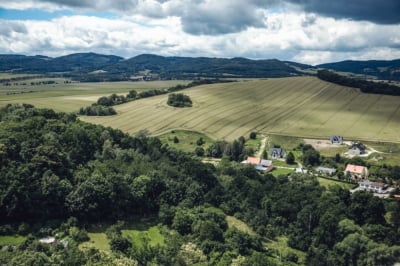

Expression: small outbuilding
xmin=316 ymin=166 xmax=337 ymax=176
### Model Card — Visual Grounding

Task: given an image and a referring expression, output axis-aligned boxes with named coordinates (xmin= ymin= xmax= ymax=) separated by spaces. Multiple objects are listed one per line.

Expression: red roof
xmin=246 ymin=157 xmax=261 ymax=165
xmin=345 ymin=164 xmax=366 ymax=174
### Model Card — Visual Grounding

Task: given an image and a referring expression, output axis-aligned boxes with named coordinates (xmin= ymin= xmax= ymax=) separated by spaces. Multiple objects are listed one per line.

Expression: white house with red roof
xmin=344 ymin=164 xmax=369 ymax=181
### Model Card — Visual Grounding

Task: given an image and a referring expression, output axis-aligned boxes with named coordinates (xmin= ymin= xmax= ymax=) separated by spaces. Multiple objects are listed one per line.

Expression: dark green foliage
xmin=286 ymin=151 xmax=295 ymax=164
xmin=249 ymin=132 xmax=257 ymax=140
xmin=299 ymin=144 xmax=320 ymax=166
xmin=167 ymin=93 xmax=192 ymax=108
xmin=317 ymin=69 xmax=400 ymax=95
xmin=79 ymin=105 xmax=116 ymax=116
xmin=173 ymin=136 xmax=179 ymax=143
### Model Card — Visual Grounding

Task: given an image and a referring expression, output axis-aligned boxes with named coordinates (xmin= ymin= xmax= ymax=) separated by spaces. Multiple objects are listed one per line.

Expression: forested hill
xmin=0 ymin=53 xmax=300 ymax=80
xmin=0 ymin=53 xmax=123 ymax=73
xmin=317 ymin=59 xmax=400 ymax=80
xmin=1 ymin=104 xmax=400 ymax=265
xmin=103 ymin=54 xmax=300 ymax=79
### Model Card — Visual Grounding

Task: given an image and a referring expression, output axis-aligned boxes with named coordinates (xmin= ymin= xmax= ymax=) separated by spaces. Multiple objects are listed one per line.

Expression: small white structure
xmin=316 ymin=166 xmax=336 ymax=176
xmin=295 ymin=168 xmax=308 ymax=174
xmin=39 ymin=237 xmax=56 ymax=246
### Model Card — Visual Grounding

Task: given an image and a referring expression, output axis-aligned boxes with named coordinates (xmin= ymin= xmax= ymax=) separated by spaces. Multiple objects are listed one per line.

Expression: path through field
xmin=80 ymin=76 xmax=400 ymax=142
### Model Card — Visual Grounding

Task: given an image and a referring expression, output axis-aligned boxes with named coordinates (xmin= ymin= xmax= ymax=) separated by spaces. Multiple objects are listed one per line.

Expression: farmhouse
xmin=348 ymin=143 xmax=366 ymax=156
xmin=270 ymin=148 xmax=286 ymax=159
xmin=345 ymin=164 xmax=369 ymax=181
xmin=359 ymin=180 xmax=388 ymax=194
xmin=243 ymin=157 xmax=274 ymax=173
xmin=316 ymin=166 xmax=336 ymax=176
xmin=330 ymin=135 xmax=343 ymax=145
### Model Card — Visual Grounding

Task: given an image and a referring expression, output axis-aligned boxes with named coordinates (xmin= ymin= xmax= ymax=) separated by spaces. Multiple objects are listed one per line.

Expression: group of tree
xmin=167 ymin=93 xmax=192 ymax=107
xmin=317 ymin=69 xmax=400 ymax=96
xmin=1 ymin=104 xmax=400 ymax=265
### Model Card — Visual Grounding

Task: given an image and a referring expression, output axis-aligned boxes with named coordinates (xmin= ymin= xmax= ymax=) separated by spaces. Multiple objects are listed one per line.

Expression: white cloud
xmin=0 ymin=10 xmax=399 ymax=64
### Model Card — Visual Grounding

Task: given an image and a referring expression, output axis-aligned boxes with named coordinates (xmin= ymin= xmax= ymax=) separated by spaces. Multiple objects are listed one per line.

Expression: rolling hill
xmin=80 ymin=76 xmax=400 ymax=142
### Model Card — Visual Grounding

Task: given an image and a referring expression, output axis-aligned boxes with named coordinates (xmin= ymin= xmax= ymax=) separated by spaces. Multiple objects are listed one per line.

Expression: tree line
xmin=317 ymin=69 xmax=400 ymax=96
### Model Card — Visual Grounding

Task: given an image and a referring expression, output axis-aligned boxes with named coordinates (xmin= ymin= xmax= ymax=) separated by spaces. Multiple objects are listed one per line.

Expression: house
xmin=359 ymin=180 xmax=388 ymax=194
xmin=316 ymin=166 xmax=336 ymax=176
xmin=330 ymin=135 xmax=343 ymax=145
xmin=344 ymin=164 xmax=369 ymax=181
xmin=348 ymin=143 xmax=366 ymax=156
xmin=295 ymin=168 xmax=308 ymax=174
xmin=243 ymin=157 xmax=274 ymax=173
xmin=244 ymin=156 xmax=261 ymax=165
xmin=270 ymin=148 xmax=286 ymax=159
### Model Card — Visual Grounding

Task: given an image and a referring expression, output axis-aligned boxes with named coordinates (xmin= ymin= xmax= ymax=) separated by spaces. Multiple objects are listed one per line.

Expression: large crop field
xmin=0 ymin=79 xmax=188 ymax=112
xmin=80 ymin=76 xmax=400 ymax=142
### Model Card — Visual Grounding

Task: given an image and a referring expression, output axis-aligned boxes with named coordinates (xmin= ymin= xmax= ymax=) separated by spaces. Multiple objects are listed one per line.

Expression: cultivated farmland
xmin=81 ymin=76 xmax=400 ymax=142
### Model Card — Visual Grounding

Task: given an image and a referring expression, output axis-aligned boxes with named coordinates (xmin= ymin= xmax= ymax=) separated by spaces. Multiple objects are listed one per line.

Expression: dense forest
xmin=317 ymin=70 xmax=400 ymax=95
xmin=1 ymin=104 xmax=400 ymax=265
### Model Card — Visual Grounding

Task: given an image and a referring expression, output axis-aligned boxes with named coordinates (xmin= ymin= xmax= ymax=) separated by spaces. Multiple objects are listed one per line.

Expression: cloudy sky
xmin=0 ymin=0 xmax=399 ymax=65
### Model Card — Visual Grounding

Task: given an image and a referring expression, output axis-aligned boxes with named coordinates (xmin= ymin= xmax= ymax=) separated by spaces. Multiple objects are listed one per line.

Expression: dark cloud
xmin=288 ymin=0 xmax=400 ymax=24
xmin=0 ymin=21 xmax=27 ymax=37
xmin=179 ymin=1 xmax=267 ymax=35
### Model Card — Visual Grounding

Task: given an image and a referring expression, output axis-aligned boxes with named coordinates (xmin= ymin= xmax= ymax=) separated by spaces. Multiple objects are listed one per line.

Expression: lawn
xmin=79 ymin=232 xmax=110 ymax=252
xmin=0 ymin=235 xmax=26 ymax=246
xmin=317 ymin=177 xmax=354 ymax=190
xmin=271 ymin=168 xmax=294 ymax=177
xmin=157 ymin=130 xmax=214 ymax=154
xmin=122 ymin=226 xmax=165 ymax=248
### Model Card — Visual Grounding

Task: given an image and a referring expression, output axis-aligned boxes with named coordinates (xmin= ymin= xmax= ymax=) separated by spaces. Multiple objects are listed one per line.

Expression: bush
xmin=249 ymin=132 xmax=257 ymax=140
xmin=195 ymin=147 xmax=205 ymax=157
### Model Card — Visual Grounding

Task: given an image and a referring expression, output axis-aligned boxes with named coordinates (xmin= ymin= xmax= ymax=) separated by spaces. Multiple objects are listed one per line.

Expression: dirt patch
xmin=304 ymin=139 xmax=346 ymax=149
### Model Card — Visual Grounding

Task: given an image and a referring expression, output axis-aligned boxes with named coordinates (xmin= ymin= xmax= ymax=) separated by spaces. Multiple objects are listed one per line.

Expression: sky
xmin=0 ymin=0 xmax=399 ymax=65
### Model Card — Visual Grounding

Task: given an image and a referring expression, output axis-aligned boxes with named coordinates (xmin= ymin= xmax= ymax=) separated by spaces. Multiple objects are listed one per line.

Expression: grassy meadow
xmin=79 ymin=76 xmax=400 ymax=142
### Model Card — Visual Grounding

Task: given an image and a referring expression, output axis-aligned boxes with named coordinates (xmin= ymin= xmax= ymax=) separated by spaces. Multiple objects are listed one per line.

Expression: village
xmin=242 ymin=135 xmax=397 ymax=198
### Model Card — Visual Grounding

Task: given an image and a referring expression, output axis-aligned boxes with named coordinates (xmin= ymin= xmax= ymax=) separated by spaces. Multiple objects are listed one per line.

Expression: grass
xmin=226 ymin=216 xmax=256 ymax=236
xmin=0 ymin=235 xmax=26 ymax=246
xmin=122 ymin=226 xmax=165 ymax=248
xmin=263 ymin=236 xmax=306 ymax=265
xmin=271 ymin=168 xmax=294 ymax=177
xmin=317 ymin=177 xmax=354 ymax=190
xmin=79 ymin=232 xmax=110 ymax=252
xmin=157 ymin=130 xmax=214 ymax=153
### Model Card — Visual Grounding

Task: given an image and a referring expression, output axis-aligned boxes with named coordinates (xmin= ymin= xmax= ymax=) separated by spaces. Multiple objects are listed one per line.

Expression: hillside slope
xmin=81 ymin=76 xmax=400 ymax=142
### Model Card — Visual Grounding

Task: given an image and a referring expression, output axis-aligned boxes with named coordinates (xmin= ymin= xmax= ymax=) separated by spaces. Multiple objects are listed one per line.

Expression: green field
xmin=0 ymin=79 xmax=189 ymax=112
xmin=79 ymin=76 xmax=400 ymax=142
xmin=0 ymin=235 xmax=26 ymax=246
xmin=122 ymin=226 xmax=165 ymax=248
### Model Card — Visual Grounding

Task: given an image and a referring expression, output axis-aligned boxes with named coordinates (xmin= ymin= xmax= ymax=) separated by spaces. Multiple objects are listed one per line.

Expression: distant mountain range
xmin=0 ymin=52 xmax=399 ymax=81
